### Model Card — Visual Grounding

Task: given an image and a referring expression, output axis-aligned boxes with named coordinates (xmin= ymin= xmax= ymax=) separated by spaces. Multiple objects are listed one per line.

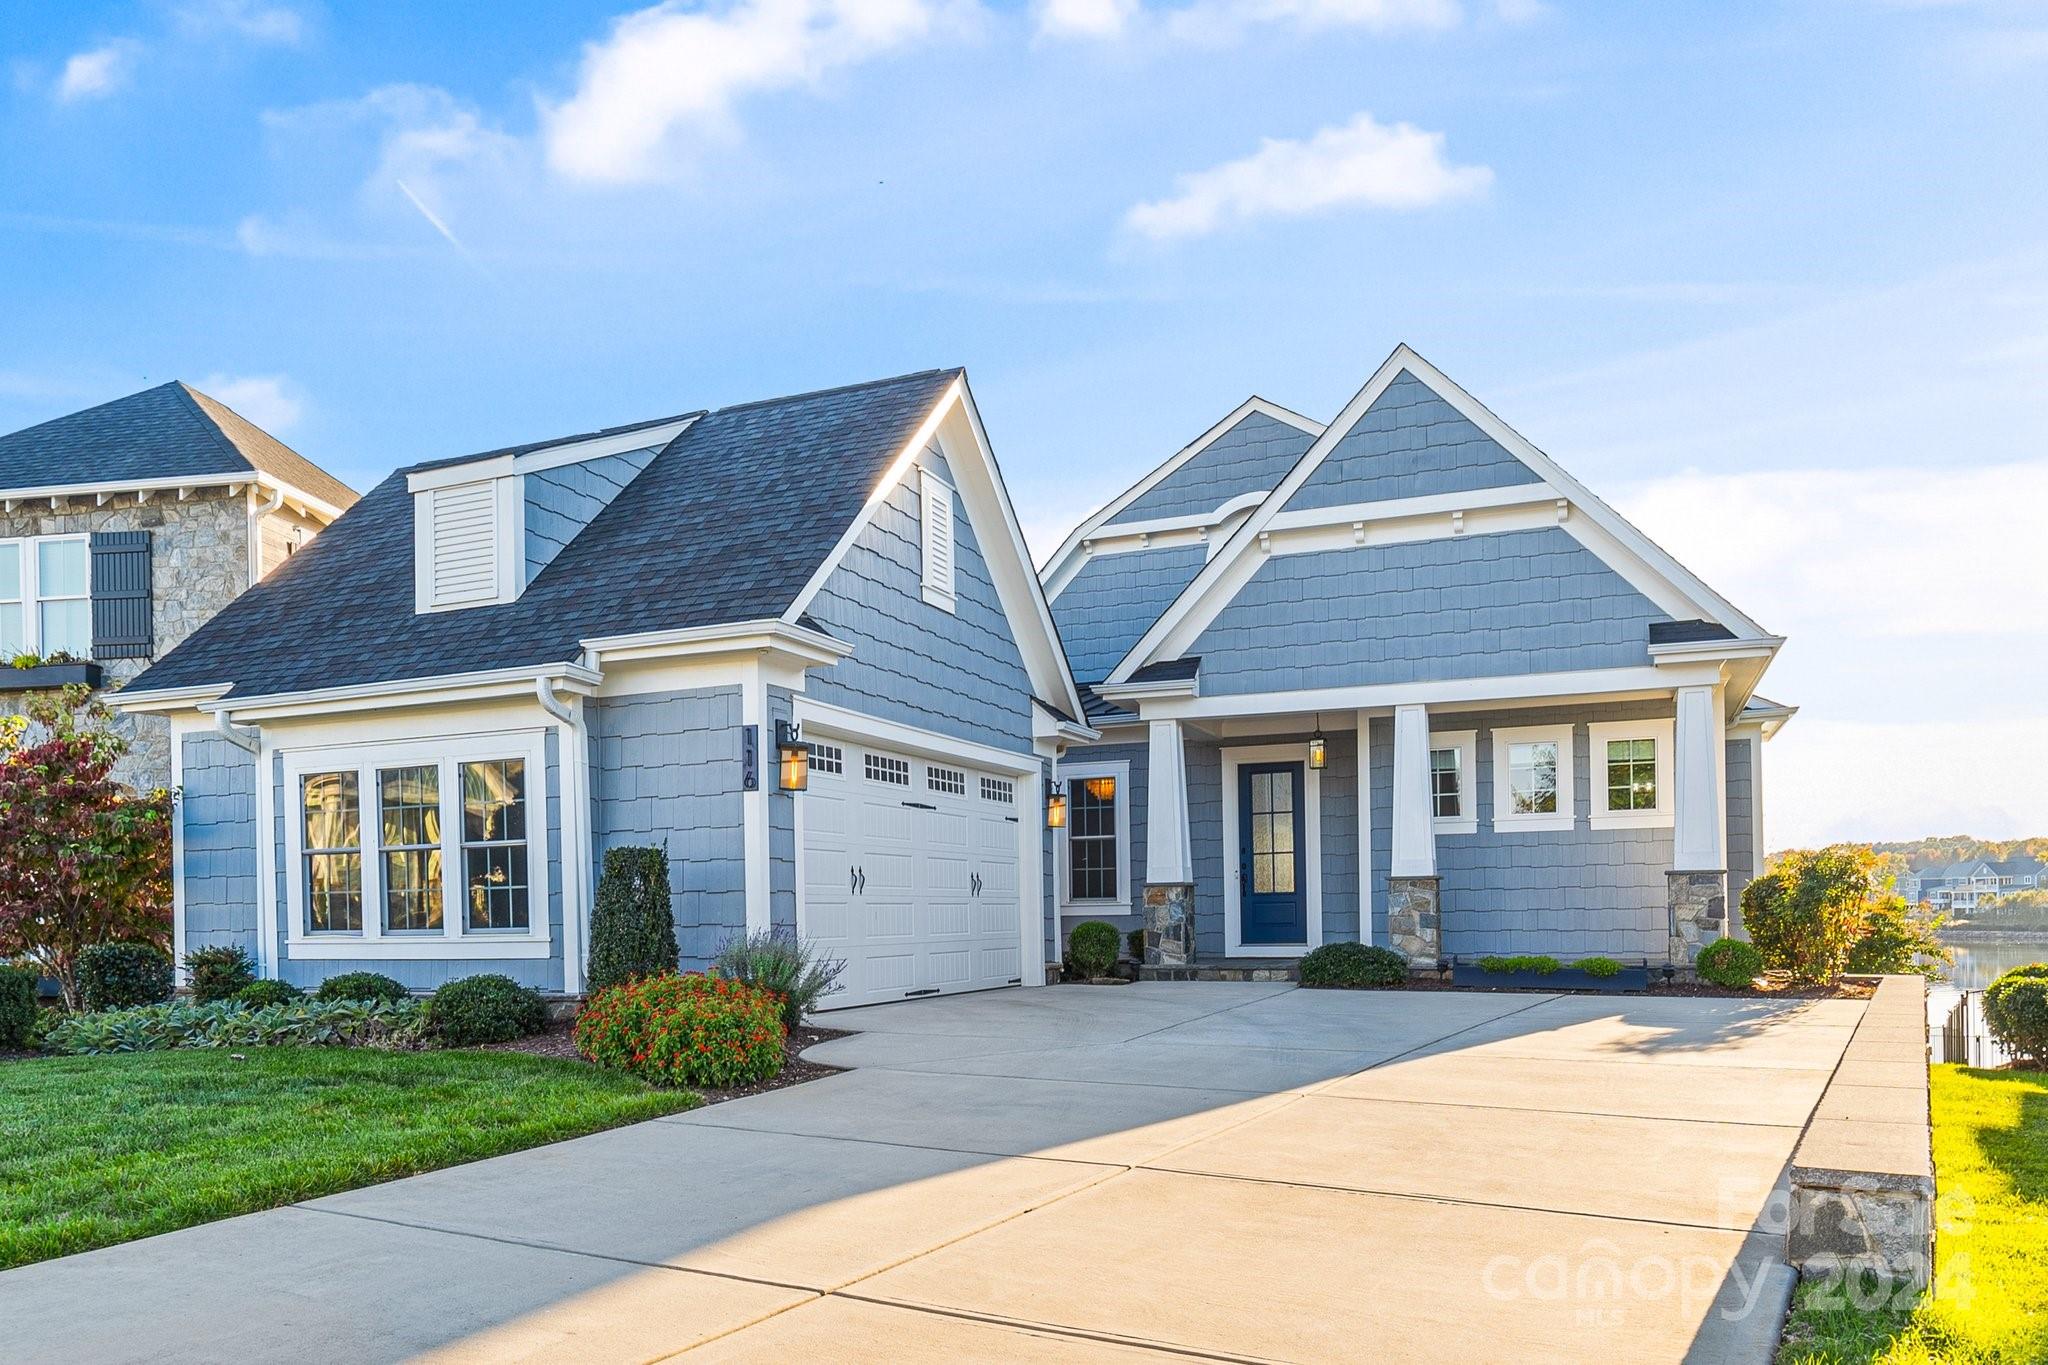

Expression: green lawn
xmin=0 ymin=1047 xmax=698 ymax=1270
xmin=1778 ymin=1064 xmax=2048 ymax=1364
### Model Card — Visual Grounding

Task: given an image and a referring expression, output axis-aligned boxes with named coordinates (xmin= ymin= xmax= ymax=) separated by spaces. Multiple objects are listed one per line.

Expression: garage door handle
xmin=856 ymin=868 xmax=867 ymax=894
xmin=850 ymin=866 xmax=858 ymax=895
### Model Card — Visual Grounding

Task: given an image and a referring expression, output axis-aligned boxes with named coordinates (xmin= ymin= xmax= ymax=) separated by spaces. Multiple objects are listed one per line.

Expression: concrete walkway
xmin=0 ymin=983 xmax=1864 ymax=1363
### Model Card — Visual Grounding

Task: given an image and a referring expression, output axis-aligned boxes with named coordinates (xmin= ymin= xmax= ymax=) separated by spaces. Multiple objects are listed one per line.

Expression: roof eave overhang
xmin=0 ymin=472 xmax=347 ymax=523
xmin=143 ymin=662 xmax=606 ymax=723
xmin=580 ymin=619 xmax=854 ymax=671
xmin=1092 ymin=677 xmax=1200 ymax=705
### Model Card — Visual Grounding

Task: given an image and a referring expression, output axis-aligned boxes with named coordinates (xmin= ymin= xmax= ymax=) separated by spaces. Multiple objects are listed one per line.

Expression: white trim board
xmin=1105 ymin=344 xmax=1775 ymax=687
xmin=1040 ymin=396 xmax=1325 ymax=587
xmin=1221 ymin=742 xmax=1324 ymax=958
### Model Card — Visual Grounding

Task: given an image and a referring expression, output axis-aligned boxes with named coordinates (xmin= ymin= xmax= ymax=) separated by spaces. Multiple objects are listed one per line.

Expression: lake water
xmin=1937 ymin=936 xmax=2048 ymax=993
xmin=1929 ymin=935 xmax=2048 ymax=1066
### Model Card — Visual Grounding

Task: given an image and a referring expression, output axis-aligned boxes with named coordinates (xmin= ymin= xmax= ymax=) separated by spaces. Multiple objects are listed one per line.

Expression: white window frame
xmin=1058 ymin=759 xmax=1130 ymax=910
xmin=0 ymin=533 xmax=91 ymax=658
xmin=282 ymin=729 xmax=552 ymax=959
xmin=919 ymin=464 xmax=958 ymax=612
xmin=1427 ymin=729 xmax=1478 ymax=836
xmin=1491 ymin=723 xmax=1577 ymax=832
xmin=1586 ymin=719 xmax=1675 ymax=830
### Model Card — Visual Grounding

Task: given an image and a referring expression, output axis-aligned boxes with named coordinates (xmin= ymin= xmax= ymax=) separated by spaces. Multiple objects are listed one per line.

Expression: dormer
xmin=408 ymin=414 xmax=696 ymax=614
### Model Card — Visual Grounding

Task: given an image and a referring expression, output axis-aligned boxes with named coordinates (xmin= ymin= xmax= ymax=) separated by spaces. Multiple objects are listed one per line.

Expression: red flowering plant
xmin=0 ymin=686 xmax=172 ymax=1010
xmin=574 ymin=971 xmax=786 ymax=1088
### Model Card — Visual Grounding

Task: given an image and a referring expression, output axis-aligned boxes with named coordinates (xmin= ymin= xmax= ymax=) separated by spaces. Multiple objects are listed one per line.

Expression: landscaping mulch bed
xmin=481 ymin=1022 xmax=854 ymax=1104
xmin=1352 ymin=974 xmax=1878 ymax=998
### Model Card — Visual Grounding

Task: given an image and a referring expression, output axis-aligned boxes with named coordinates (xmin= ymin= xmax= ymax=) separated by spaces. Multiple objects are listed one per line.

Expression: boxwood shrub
xmin=0 ymin=964 xmax=38 ymax=1048
xmin=575 ymin=973 xmax=784 ymax=1088
xmin=314 ymin=971 xmax=409 ymax=1006
xmin=1576 ymin=956 xmax=1623 ymax=979
xmin=183 ymin=945 xmax=258 ymax=1003
xmin=1696 ymin=937 xmax=1764 ymax=989
xmin=587 ymin=845 xmax=680 ymax=993
xmin=1477 ymin=954 xmax=1562 ymax=976
xmin=234 ymin=979 xmax=305 ymax=1008
xmin=1299 ymin=942 xmax=1408 ymax=989
xmin=78 ymin=943 xmax=174 ymax=1012
xmin=429 ymin=973 xmax=547 ymax=1046
xmin=1066 ymin=921 xmax=1120 ymax=979
xmin=1985 ymin=964 xmax=2048 ymax=1065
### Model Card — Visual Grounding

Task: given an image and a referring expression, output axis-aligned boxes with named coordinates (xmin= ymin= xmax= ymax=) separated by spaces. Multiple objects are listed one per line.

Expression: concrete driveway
xmin=0 ymin=983 xmax=1863 ymax=1363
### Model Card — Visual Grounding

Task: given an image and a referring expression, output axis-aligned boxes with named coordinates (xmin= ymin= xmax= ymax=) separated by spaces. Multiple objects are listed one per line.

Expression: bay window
xmin=285 ymin=734 xmax=547 ymax=955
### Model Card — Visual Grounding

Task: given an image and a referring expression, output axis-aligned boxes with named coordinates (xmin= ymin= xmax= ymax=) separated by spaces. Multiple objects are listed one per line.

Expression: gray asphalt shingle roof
xmin=0 ymin=381 xmax=358 ymax=509
xmin=128 ymin=369 xmax=962 ymax=701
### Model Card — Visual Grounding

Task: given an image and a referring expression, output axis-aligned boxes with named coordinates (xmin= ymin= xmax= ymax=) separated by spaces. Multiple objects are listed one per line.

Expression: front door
xmin=1238 ymin=762 xmax=1307 ymax=946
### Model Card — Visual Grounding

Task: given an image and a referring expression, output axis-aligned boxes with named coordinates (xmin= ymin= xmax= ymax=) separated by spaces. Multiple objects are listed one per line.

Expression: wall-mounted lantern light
xmin=1308 ymin=712 xmax=1328 ymax=770
xmin=775 ymin=719 xmax=811 ymax=792
xmin=1046 ymin=779 xmax=1068 ymax=829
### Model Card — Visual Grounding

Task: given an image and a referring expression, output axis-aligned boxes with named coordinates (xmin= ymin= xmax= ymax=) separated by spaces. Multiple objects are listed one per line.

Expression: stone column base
xmin=1667 ymin=870 xmax=1728 ymax=965
xmin=1143 ymin=883 xmax=1195 ymax=968
xmin=1386 ymin=876 xmax=1441 ymax=965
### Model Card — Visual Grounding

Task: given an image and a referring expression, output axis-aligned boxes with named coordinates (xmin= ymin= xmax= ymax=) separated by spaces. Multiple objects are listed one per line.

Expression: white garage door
xmin=801 ymin=737 xmax=1024 ymax=1011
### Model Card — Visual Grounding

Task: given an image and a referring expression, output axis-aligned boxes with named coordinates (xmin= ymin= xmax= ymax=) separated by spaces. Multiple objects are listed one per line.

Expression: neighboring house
xmin=0 ymin=383 xmax=356 ymax=790
xmin=118 ymin=371 xmax=1092 ymax=1005
xmin=1902 ymin=856 xmax=2045 ymax=911
xmin=1042 ymin=345 xmax=1795 ymax=970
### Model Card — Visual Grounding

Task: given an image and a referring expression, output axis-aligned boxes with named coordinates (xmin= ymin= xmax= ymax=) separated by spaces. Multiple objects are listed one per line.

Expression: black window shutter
xmin=90 ymin=530 xmax=153 ymax=660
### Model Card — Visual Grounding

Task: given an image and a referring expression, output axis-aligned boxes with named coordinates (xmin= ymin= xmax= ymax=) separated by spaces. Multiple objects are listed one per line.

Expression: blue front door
xmin=1238 ymin=762 xmax=1307 ymax=946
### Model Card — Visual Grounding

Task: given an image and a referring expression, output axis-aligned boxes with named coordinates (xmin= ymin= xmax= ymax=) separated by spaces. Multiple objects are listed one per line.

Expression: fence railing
xmin=1934 ymin=988 xmax=2010 ymax=1068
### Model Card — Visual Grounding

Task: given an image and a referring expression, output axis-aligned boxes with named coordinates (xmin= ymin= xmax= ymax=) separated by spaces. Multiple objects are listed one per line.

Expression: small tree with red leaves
xmin=0 ymin=686 xmax=172 ymax=1010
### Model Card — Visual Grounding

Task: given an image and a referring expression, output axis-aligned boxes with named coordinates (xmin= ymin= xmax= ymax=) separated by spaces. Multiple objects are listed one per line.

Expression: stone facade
xmin=1386 ymin=875 xmax=1441 ymax=964
xmin=1666 ymin=869 xmax=1727 ymax=965
xmin=1142 ymin=882 xmax=1195 ymax=968
xmin=0 ymin=491 xmax=258 ymax=792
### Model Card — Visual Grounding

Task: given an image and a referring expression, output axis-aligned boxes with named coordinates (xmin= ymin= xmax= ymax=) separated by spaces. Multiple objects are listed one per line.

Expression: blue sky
xmin=4 ymin=0 xmax=2045 ymax=847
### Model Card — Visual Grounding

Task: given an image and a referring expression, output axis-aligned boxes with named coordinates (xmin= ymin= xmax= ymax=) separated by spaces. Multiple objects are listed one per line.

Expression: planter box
xmin=1451 ymin=963 xmax=1651 ymax=993
xmin=0 ymin=662 xmax=102 ymax=691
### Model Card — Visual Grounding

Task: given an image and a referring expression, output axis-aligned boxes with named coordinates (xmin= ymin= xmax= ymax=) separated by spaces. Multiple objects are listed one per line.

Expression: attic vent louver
xmin=414 ymin=478 xmax=515 ymax=613
xmin=920 ymin=465 xmax=956 ymax=612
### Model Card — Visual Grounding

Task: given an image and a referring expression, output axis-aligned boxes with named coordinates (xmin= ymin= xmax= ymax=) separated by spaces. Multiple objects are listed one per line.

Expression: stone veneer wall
xmin=0 ymin=490 xmax=252 ymax=792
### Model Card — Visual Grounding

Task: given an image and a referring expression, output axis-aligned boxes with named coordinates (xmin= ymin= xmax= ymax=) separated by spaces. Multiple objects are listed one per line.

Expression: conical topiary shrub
xmin=586 ymin=845 xmax=680 ymax=994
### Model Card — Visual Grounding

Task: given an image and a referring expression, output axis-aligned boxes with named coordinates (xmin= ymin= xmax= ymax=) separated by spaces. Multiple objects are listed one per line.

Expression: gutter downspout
xmin=214 ymin=708 xmax=260 ymax=754
xmin=537 ymin=676 xmax=594 ymax=996
xmin=248 ymin=484 xmax=286 ymax=587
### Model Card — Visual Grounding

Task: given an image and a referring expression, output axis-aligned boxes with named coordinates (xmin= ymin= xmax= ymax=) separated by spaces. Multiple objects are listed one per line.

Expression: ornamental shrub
xmin=43 ymin=997 xmax=427 ymax=1054
xmin=1742 ymin=849 xmax=1876 ymax=983
xmin=1066 ymin=921 xmax=1120 ymax=979
xmin=234 ymin=979 xmax=305 ymax=1008
xmin=1985 ymin=965 xmax=2048 ymax=1065
xmin=184 ymin=945 xmax=257 ymax=1003
xmin=315 ymin=971 xmax=408 ymax=1006
xmin=714 ymin=929 xmax=846 ymax=1030
xmin=78 ymin=943 xmax=174 ymax=1011
xmin=587 ymin=845 xmax=680 ymax=993
xmin=428 ymin=974 xmax=547 ymax=1046
xmin=574 ymin=972 xmax=784 ymax=1089
xmin=1299 ymin=942 xmax=1408 ymax=989
xmin=1577 ymin=956 xmax=1623 ymax=979
xmin=1478 ymin=955 xmax=1562 ymax=976
xmin=1696 ymin=937 xmax=1763 ymax=989
xmin=0 ymin=963 xmax=38 ymax=1048
xmin=1844 ymin=898 xmax=1950 ymax=979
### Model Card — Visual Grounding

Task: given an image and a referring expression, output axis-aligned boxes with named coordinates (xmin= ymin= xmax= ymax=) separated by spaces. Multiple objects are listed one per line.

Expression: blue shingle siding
xmin=1284 ymin=371 xmax=1542 ymax=512
xmin=1106 ymin=411 xmax=1317 ymax=525
xmin=1057 ymin=742 xmax=1147 ymax=945
xmin=179 ymin=733 xmax=260 ymax=958
xmin=1191 ymin=528 xmax=1671 ymax=695
xmin=1187 ymin=738 xmax=1225 ymax=957
xmin=1316 ymin=729 xmax=1360 ymax=946
xmin=1383 ymin=701 xmax=1679 ymax=961
xmin=1726 ymin=735 xmax=1756 ymax=929
xmin=769 ymin=685 xmax=797 ymax=935
xmin=522 ymin=445 xmax=662 ymax=583
xmin=1369 ymin=717 xmax=1393 ymax=946
xmin=589 ymin=685 xmax=746 ymax=971
xmin=272 ymin=737 xmax=567 ymax=994
xmin=803 ymin=447 xmax=1036 ymax=755
xmin=1050 ymin=545 xmax=1207 ymax=684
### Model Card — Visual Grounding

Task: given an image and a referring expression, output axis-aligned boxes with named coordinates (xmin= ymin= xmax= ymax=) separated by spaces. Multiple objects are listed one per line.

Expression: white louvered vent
xmin=920 ymin=465 xmax=956 ymax=611
xmin=414 ymin=478 xmax=512 ymax=613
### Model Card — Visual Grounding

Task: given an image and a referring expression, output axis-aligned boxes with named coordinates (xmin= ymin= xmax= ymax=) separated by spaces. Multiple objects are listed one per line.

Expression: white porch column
xmin=1672 ymin=685 xmax=1727 ymax=872
xmin=1145 ymin=719 xmax=1192 ymax=885
xmin=1389 ymin=703 xmax=1436 ymax=878
xmin=1142 ymin=718 xmax=1195 ymax=968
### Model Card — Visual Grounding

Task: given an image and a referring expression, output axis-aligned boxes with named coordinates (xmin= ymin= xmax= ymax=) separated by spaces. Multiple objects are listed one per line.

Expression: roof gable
xmin=1280 ymin=370 xmax=1540 ymax=512
xmin=1104 ymin=344 xmax=1775 ymax=688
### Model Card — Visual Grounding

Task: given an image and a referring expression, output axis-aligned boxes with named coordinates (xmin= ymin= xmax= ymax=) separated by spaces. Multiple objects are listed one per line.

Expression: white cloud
xmin=542 ymin=0 xmax=951 ymax=184
xmin=198 ymin=373 xmax=304 ymax=433
xmin=1036 ymin=0 xmax=1141 ymax=40
xmin=174 ymin=0 xmax=308 ymax=45
xmin=1125 ymin=112 xmax=1491 ymax=240
xmin=1765 ymin=718 xmax=2048 ymax=847
xmin=56 ymin=41 xmax=140 ymax=102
